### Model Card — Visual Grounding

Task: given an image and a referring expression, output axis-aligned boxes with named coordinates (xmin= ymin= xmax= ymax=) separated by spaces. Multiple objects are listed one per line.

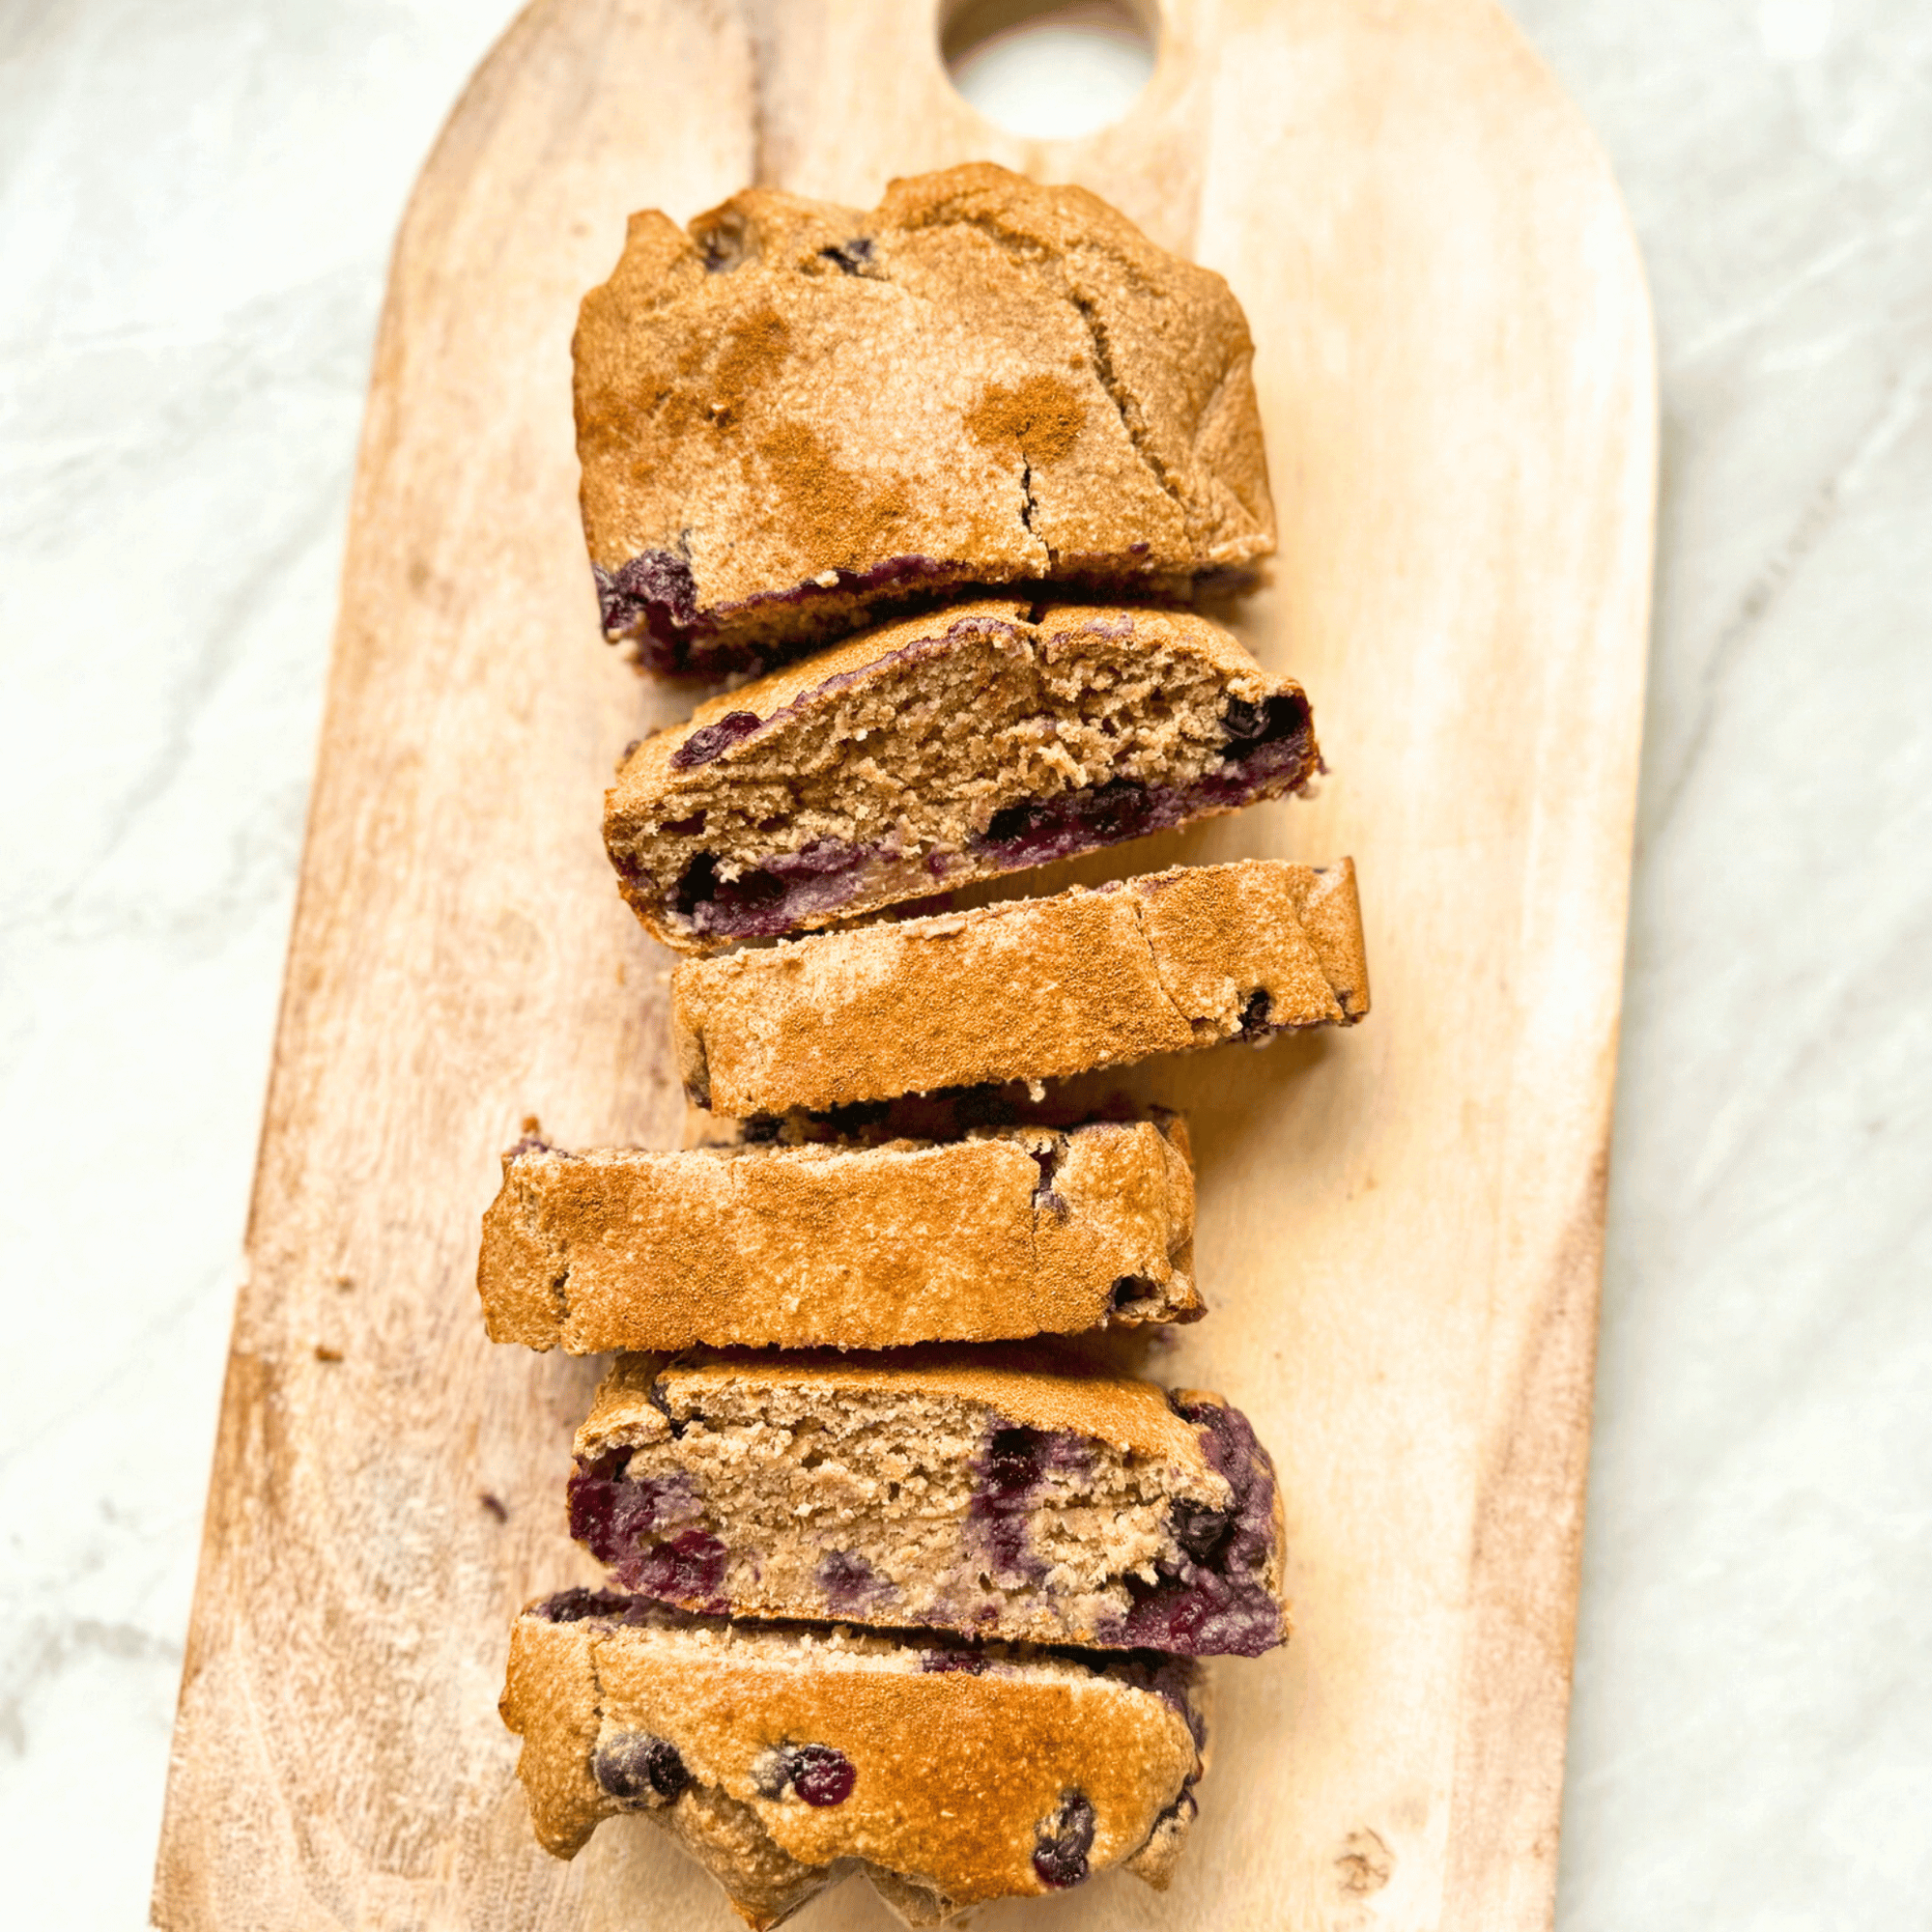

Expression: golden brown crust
xmin=624 ymin=600 xmax=1287 ymax=792
xmin=500 ymin=1604 xmax=1204 ymax=1922
xmin=477 ymin=1117 xmax=1199 ymax=1353
xmin=577 ymin=1347 xmax=1212 ymax=1467
xmin=575 ymin=163 xmax=1273 ymax=676
xmin=497 ymin=1611 xmax=607 ymax=1858
xmin=671 ymin=857 xmax=1370 ymax=1116
xmin=604 ymin=600 xmax=1318 ymax=952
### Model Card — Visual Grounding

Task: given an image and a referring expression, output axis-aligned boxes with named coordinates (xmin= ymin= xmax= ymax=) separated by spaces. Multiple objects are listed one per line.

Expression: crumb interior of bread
xmin=603 ymin=1382 xmax=1230 ymax=1637
xmin=611 ymin=624 xmax=1309 ymax=942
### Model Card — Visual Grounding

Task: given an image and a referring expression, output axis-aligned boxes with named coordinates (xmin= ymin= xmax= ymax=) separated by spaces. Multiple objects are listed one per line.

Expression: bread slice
xmin=605 ymin=600 xmax=1317 ymax=952
xmin=503 ymin=1591 xmax=1206 ymax=1926
xmin=672 ymin=857 xmax=1368 ymax=1117
xmin=576 ymin=161 xmax=1272 ymax=677
xmin=478 ymin=1113 xmax=1199 ymax=1353
xmin=567 ymin=1349 xmax=1288 ymax=1659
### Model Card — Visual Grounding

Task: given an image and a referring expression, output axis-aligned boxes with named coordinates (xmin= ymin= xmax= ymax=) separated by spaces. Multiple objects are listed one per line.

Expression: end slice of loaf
xmin=502 ymin=1591 xmax=1206 ymax=1925
xmin=477 ymin=1114 xmax=1199 ymax=1353
xmin=672 ymin=857 xmax=1368 ymax=1116
xmin=568 ymin=1349 xmax=1288 ymax=1659
xmin=606 ymin=600 xmax=1317 ymax=952
xmin=576 ymin=160 xmax=1272 ymax=678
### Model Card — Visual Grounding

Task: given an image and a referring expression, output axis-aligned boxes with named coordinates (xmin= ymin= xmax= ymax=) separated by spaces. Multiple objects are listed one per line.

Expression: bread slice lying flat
xmin=568 ymin=1349 xmax=1288 ymax=1659
xmin=478 ymin=1114 xmax=1198 ymax=1353
xmin=503 ymin=1591 xmax=1206 ymax=1927
xmin=673 ymin=857 xmax=1368 ymax=1116
xmin=606 ymin=600 xmax=1317 ymax=952
xmin=576 ymin=160 xmax=1271 ymax=678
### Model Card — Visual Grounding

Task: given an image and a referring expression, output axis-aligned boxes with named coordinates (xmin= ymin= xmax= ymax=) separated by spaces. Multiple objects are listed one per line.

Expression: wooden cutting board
xmin=151 ymin=1 xmax=1654 ymax=1926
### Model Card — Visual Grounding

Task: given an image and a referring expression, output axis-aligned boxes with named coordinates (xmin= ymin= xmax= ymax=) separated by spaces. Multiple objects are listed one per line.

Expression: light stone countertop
xmin=1 ymin=3 xmax=1926 ymax=1926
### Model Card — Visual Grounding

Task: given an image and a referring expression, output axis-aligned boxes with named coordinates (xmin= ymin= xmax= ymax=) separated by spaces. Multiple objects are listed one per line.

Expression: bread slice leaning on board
xmin=605 ymin=599 xmax=1318 ymax=952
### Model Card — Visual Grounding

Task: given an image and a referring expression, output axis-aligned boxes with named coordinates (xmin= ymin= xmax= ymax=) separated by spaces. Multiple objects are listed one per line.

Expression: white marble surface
xmin=1 ymin=2 xmax=1927 ymax=1926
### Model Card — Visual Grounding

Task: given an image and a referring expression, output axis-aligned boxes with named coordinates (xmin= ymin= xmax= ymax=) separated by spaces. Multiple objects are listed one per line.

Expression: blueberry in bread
xmin=478 ymin=1112 xmax=1199 ymax=1352
xmin=575 ymin=161 xmax=1273 ymax=677
xmin=501 ymin=1590 xmax=1208 ymax=1925
xmin=606 ymin=599 xmax=1317 ymax=951
xmin=672 ymin=856 xmax=1369 ymax=1117
xmin=567 ymin=1349 xmax=1288 ymax=1658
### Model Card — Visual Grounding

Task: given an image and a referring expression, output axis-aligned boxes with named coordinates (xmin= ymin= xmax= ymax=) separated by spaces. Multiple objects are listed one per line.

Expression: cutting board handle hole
xmin=940 ymin=0 xmax=1157 ymax=137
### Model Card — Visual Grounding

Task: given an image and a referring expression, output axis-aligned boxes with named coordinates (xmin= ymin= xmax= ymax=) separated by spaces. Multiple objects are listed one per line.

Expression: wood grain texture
xmin=151 ymin=1 xmax=1654 ymax=1927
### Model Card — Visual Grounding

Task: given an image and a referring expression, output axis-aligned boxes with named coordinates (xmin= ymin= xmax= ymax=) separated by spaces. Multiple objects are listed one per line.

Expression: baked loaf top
xmin=576 ymin=161 xmax=1273 ymax=676
xmin=569 ymin=1350 xmax=1289 ymax=1658
xmin=476 ymin=1114 xmax=1199 ymax=1354
xmin=672 ymin=857 xmax=1369 ymax=1117
xmin=606 ymin=599 xmax=1318 ymax=952
xmin=502 ymin=1591 xmax=1206 ymax=1926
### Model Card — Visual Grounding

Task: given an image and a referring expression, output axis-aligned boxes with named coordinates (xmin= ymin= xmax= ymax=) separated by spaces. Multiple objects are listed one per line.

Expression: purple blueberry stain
xmin=970 ymin=1424 xmax=1092 ymax=1586
xmin=617 ymin=1528 xmax=729 ymax=1605
xmin=972 ymin=1426 xmax=1048 ymax=1583
xmin=1033 ymin=1792 xmax=1096 ymax=1889
xmin=670 ymin=850 xmax=722 ymax=918
xmin=603 ymin=550 xmax=1264 ymax=681
xmin=567 ymin=1453 xmax=732 ymax=1607
xmin=816 ymin=1548 xmax=894 ymax=1614
xmin=593 ymin=1731 xmax=691 ymax=1804
xmin=1237 ymin=989 xmax=1274 ymax=1040
xmin=671 ymin=709 xmax=764 ymax=769
xmin=919 ymin=1649 xmax=989 ymax=1675
xmin=567 ymin=1456 xmax=701 ymax=1557
xmin=595 ymin=551 xmax=698 ymax=643
xmin=670 ymin=837 xmax=873 ymax=937
xmin=771 ymin=1743 xmax=856 ymax=1807
xmin=530 ymin=1585 xmax=636 ymax=1625
xmin=977 ymin=777 xmax=1157 ymax=863
xmin=1169 ymin=1499 xmax=1235 ymax=1562
xmin=616 ymin=552 xmax=962 ymax=677
xmin=1101 ymin=1399 xmax=1287 ymax=1658
xmin=981 ymin=1427 xmax=1048 ymax=1502
xmin=1220 ymin=691 xmax=1311 ymax=755
xmin=960 ymin=731 xmax=1317 ymax=876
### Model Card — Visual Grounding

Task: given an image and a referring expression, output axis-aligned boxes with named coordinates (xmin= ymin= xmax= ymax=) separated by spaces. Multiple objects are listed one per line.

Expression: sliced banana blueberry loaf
xmin=672 ymin=856 xmax=1368 ymax=1117
xmin=576 ymin=161 xmax=1272 ymax=678
xmin=605 ymin=599 xmax=1317 ymax=951
xmin=566 ymin=1349 xmax=1287 ymax=1659
xmin=479 ymin=1112 xmax=1198 ymax=1353
xmin=503 ymin=1591 xmax=1207 ymax=1925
